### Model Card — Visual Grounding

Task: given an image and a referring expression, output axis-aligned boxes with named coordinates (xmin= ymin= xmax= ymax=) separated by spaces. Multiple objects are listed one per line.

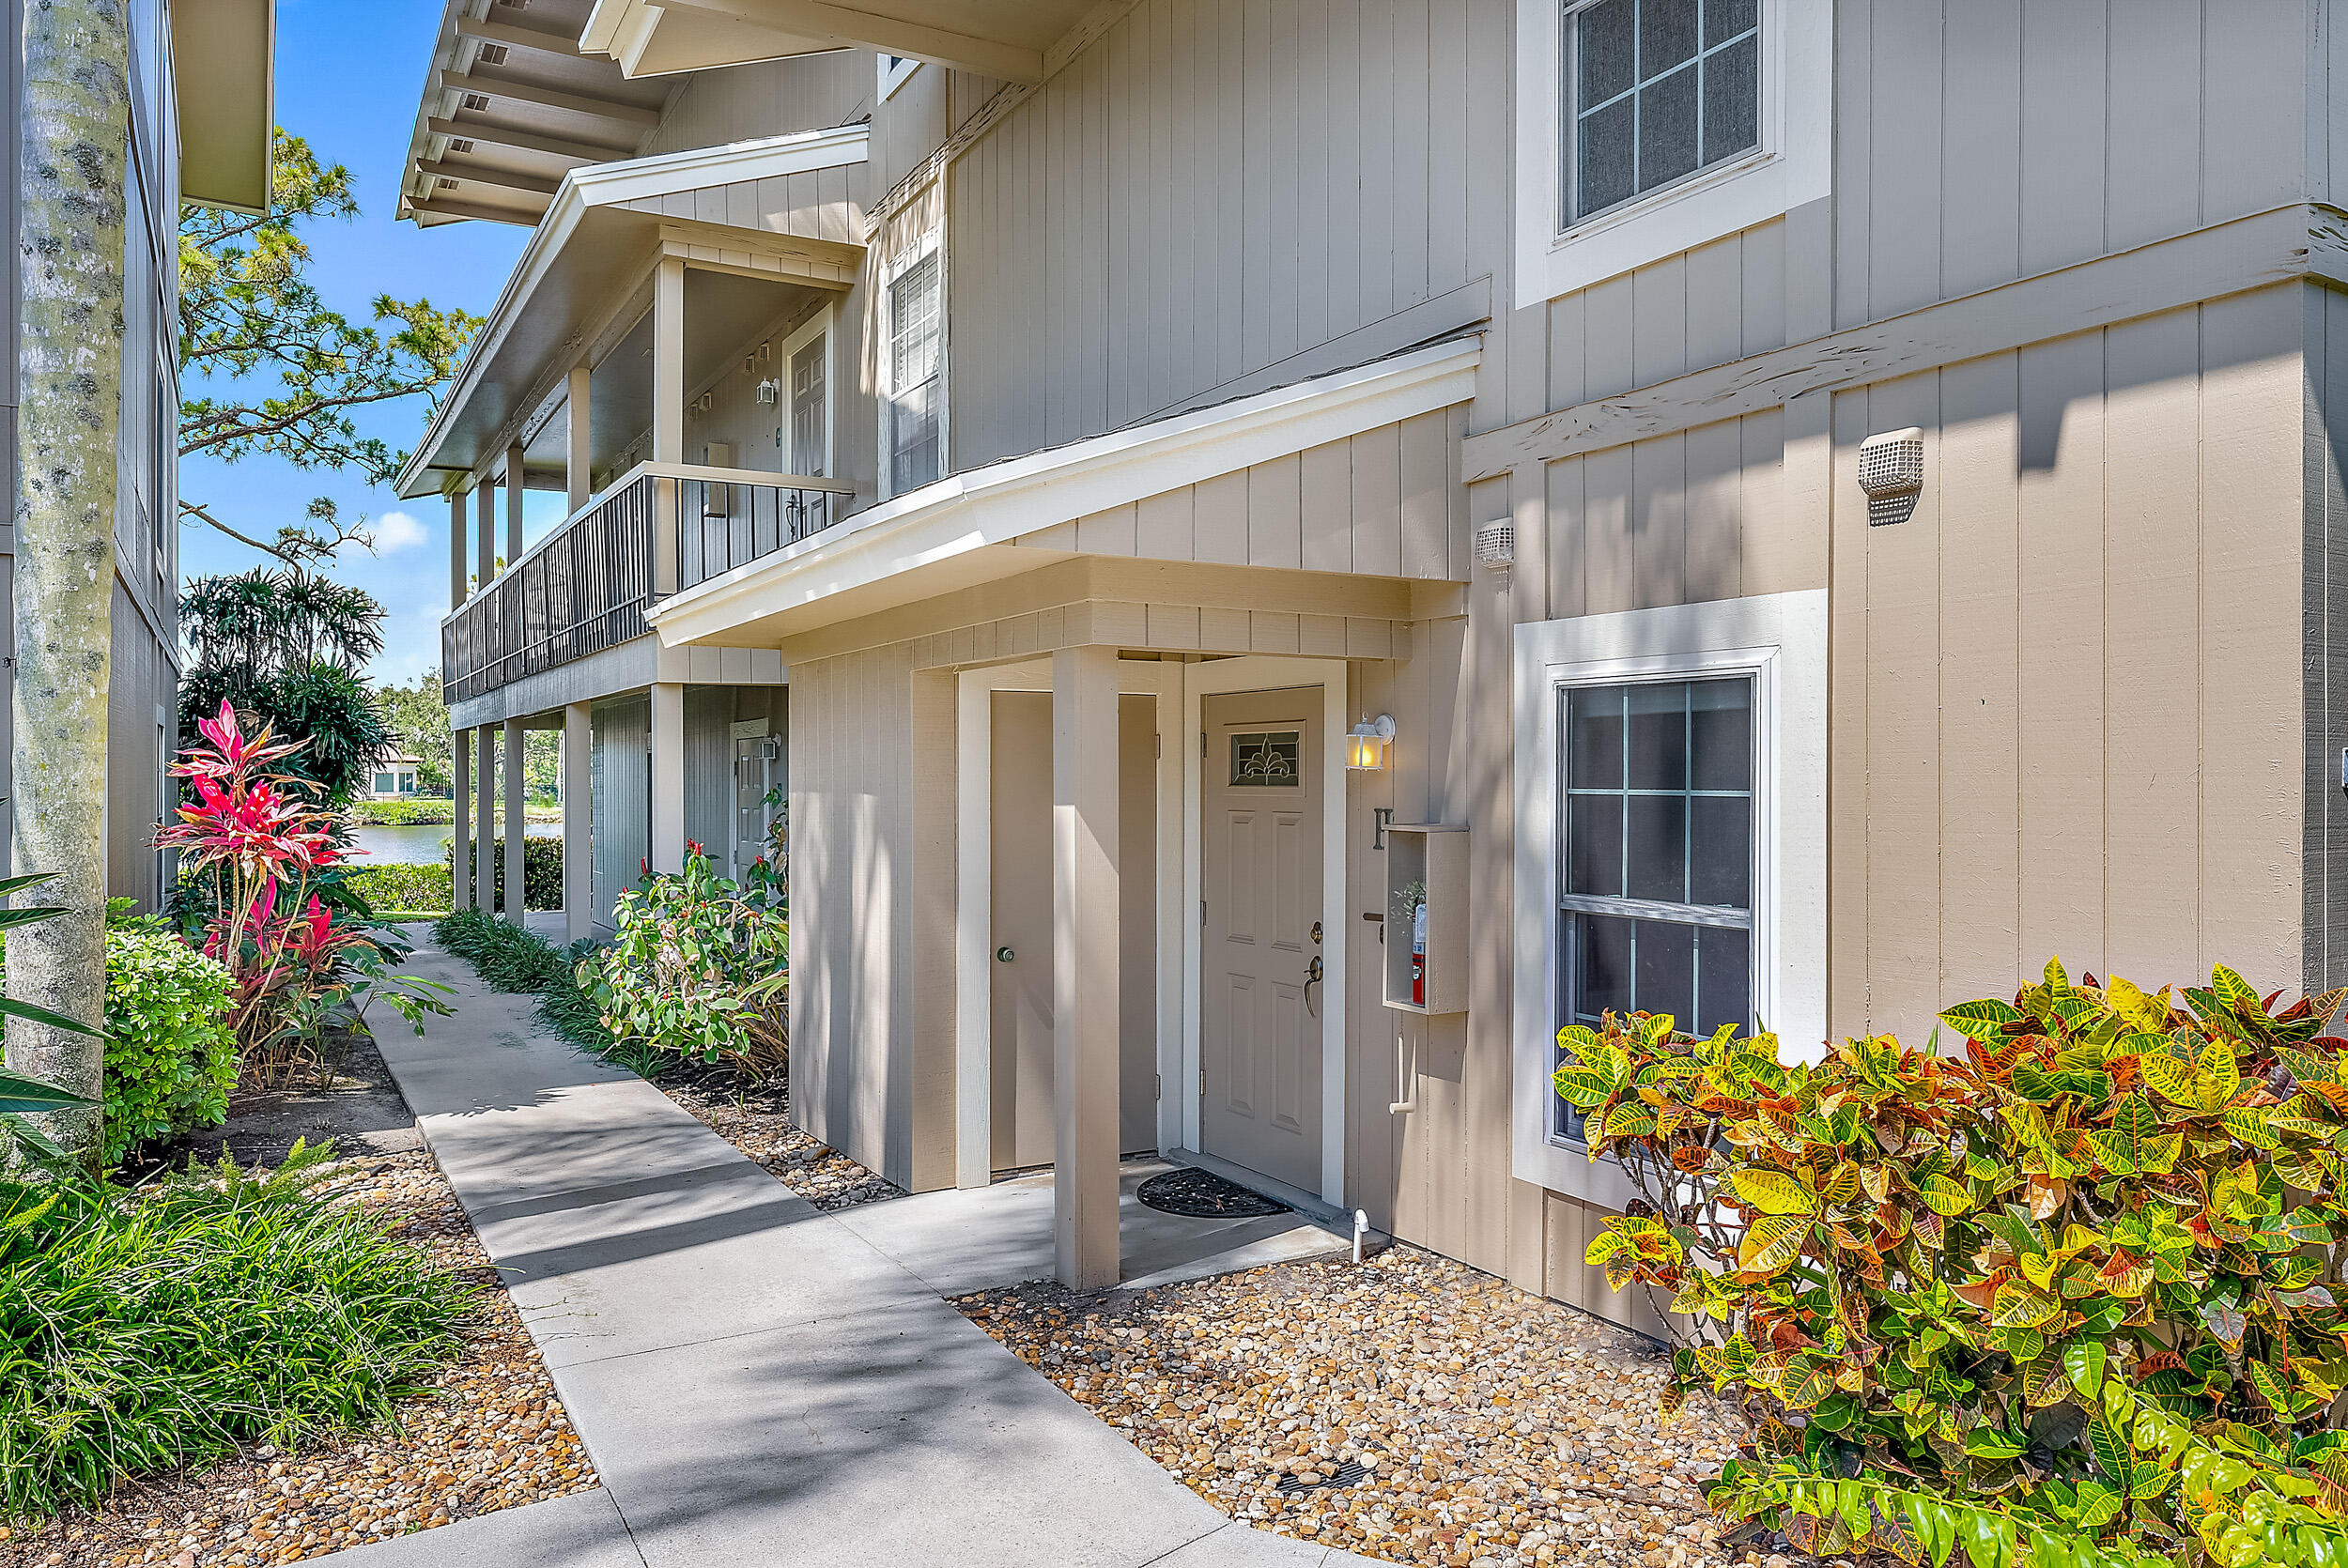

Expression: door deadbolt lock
xmin=1309 ymin=920 xmax=1323 ymax=945
xmin=995 ymin=945 xmax=1015 ymax=963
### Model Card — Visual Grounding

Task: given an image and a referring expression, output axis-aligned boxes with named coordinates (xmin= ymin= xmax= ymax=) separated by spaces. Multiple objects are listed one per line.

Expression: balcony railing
xmin=442 ymin=461 xmax=854 ymax=704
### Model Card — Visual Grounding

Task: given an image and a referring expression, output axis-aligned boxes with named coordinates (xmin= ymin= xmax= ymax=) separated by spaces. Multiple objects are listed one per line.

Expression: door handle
xmin=1304 ymin=954 xmax=1322 ymax=1018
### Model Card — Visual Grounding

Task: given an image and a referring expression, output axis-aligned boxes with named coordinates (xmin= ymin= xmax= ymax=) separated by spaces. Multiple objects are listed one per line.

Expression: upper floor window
xmin=1563 ymin=0 xmax=1758 ymax=227
xmin=1514 ymin=0 xmax=1828 ymax=306
xmin=888 ymin=251 xmax=943 ymax=496
xmin=879 ymin=53 xmax=919 ymax=100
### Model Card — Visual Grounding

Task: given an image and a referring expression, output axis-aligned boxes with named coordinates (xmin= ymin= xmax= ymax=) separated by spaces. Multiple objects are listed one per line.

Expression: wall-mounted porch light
xmin=1347 ymin=714 xmax=1396 ymax=772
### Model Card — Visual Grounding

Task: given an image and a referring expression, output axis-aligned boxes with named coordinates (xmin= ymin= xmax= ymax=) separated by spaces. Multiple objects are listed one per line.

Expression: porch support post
xmin=475 ymin=726 xmax=496 ymax=911
xmin=503 ymin=721 xmax=525 ymax=926
xmin=504 ymin=445 xmax=525 ymax=564
xmin=566 ymin=362 xmax=593 ymax=515
xmin=649 ymin=682 xmax=686 ymax=874
xmin=453 ymin=727 xmax=472 ymax=910
xmin=1051 ymin=644 xmax=1120 ymax=1290
xmin=475 ymin=474 xmax=494 ymax=588
xmin=654 ymin=256 xmax=685 ymax=464
xmin=564 ymin=701 xmax=592 ymax=943
xmin=449 ymin=487 xmax=467 ymax=606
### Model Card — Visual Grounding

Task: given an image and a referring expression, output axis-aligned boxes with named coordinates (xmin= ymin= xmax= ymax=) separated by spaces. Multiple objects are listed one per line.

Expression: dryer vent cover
xmin=1858 ymin=427 xmax=1925 ymax=527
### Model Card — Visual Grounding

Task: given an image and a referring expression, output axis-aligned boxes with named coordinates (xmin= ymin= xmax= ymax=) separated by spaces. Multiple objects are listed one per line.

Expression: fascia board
xmin=569 ymin=124 xmax=870 ymax=205
xmin=648 ymin=337 xmax=1483 ymax=645
xmin=394 ymin=125 xmax=873 ymax=497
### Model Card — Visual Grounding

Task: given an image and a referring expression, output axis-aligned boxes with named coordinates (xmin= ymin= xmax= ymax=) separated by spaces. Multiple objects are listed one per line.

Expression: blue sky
xmin=178 ymin=0 xmax=570 ymax=686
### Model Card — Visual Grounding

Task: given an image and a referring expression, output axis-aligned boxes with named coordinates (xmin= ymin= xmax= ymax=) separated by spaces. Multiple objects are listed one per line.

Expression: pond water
xmin=347 ymin=822 xmax=562 ymax=866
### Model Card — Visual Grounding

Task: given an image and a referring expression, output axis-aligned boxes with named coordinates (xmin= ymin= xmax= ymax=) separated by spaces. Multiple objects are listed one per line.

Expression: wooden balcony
xmin=442 ymin=460 xmax=853 ymax=703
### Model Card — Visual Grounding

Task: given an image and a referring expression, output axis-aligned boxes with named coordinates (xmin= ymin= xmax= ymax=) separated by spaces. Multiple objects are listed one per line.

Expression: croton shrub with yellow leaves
xmin=1557 ymin=961 xmax=2348 ymax=1568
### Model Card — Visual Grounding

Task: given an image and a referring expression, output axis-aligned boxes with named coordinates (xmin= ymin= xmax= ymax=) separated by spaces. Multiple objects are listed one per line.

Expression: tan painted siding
xmin=944 ymin=0 xmax=1506 ymax=469
xmin=790 ymin=641 xmax=958 ymax=1192
xmin=1818 ymin=288 xmax=2308 ymax=1039
xmin=1013 ymin=409 xmax=1468 ymax=579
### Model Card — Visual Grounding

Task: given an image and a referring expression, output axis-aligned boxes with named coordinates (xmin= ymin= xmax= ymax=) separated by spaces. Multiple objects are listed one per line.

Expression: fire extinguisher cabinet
xmin=1381 ymin=822 xmax=1468 ymax=1016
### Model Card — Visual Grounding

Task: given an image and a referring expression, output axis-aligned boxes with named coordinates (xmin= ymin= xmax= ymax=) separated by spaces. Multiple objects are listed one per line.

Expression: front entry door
xmin=1199 ymin=688 xmax=1323 ymax=1195
xmin=731 ymin=735 xmax=780 ymax=881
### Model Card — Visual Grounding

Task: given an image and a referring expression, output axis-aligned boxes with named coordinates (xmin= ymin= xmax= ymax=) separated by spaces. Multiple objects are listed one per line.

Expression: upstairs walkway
xmin=329 ymin=931 xmax=1379 ymax=1568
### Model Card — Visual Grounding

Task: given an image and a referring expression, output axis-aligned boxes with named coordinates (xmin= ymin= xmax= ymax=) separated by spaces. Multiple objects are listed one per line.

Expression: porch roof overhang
xmin=394 ymin=125 xmax=871 ymax=500
xmin=580 ymin=0 xmax=1100 ymax=83
xmin=646 ymin=336 xmax=1484 ymax=650
xmin=172 ymin=0 xmax=277 ymax=215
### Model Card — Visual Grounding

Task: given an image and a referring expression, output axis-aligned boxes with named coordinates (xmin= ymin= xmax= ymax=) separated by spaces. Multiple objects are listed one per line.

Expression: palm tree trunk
xmin=10 ymin=0 xmax=131 ymax=1171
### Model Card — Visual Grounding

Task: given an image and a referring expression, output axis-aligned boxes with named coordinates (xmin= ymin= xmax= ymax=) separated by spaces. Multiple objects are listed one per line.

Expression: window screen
xmin=889 ymin=254 xmax=942 ymax=495
xmin=1562 ymin=0 xmax=1759 ymax=227
xmin=1555 ymin=675 xmax=1755 ymax=1140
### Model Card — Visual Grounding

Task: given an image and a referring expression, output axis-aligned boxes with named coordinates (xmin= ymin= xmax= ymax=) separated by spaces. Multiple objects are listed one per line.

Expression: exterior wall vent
xmin=1857 ymin=427 xmax=1925 ymax=527
xmin=476 ymin=42 xmax=509 ymax=65
xmin=1474 ymin=521 xmax=1515 ymax=572
xmin=460 ymin=91 xmax=492 ymax=112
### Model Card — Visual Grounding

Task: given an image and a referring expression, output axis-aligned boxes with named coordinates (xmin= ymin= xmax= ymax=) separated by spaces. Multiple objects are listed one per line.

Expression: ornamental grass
xmin=0 ymin=1143 xmax=469 ymax=1523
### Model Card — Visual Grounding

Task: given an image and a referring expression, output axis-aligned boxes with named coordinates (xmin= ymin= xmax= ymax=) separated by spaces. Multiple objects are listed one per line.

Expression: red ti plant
xmin=154 ymin=701 xmax=450 ymax=1084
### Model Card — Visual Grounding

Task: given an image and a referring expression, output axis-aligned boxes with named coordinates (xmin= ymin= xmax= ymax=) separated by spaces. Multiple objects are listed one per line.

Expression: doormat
xmin=1135 ymin=1167 xmax=1289 ymax=1219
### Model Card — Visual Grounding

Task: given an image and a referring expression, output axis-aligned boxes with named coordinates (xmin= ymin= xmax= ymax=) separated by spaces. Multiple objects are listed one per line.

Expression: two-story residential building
xmin=4 ymin=0 xmax=274 ymax=908
xmin=399 ymin=0 xmax=2345 ymax=1328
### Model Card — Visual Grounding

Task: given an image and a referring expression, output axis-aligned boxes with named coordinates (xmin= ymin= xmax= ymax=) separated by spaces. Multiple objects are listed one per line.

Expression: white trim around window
xmin=1513 ymin=0 xmax=1831 ymax=305
xmin=878 ymin=225 xmax=946 ymax=500
xmin=879 ymin=52 xmax=920 ymax=100
xmin=1510 ymin=589 xmax=1826 ymax=1200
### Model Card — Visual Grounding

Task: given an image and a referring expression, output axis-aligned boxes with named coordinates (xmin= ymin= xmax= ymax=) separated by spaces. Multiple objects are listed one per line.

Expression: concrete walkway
xmin=327 ymin=931 xmax=1383 ymax=1568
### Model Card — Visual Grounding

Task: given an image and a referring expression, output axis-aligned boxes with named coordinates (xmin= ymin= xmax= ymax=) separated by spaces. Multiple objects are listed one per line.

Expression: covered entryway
xmin=1197 ymin=688 xmax=1325 ymax=1195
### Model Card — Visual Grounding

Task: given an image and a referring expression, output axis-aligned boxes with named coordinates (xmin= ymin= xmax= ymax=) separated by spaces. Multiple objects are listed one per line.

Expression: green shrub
xmin=443 ymin=835 xmax=562 ymax=910
xmin=348 ymin=798 xmax=455 ymax=826
xmin=0 ymin=1145 xmax=470 ymax=1522
xmin=100 ymin=930 xmax=236 ymax=1167
xmin=342 ymin=861 xmax=453 ymax=915
xmin=1563 ymin=961 xmax=2348 ymax=1568
xmin=431 ymin=909 xmax=611 ymax=1060
xmin=577 ymin=850 xmax=786 ymax=1079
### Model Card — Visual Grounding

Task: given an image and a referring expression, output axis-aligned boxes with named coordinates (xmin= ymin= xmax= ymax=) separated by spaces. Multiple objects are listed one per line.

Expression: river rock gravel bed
xmin=0 ymin=1151 xmax=595 ymax=1568
xmin=657 ymin=1068 xmax=903 ymax=1210
xmin=957 ymin=1246 xmax=1798 ymax=1568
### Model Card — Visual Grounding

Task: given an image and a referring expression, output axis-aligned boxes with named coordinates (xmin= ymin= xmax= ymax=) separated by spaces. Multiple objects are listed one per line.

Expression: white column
xmin=503 ymin=721 xmax=526 ymax=926
xmin=564 ymin=701 xmax=593 ymax=943
xmin=452 ymin=727 xmax=472 ymax=911
xmin=504 ymin=445 xmax=526 ymax=564
xmin=654 ymin=256 xmax=685 ymax=464
xmin=475 ymin=476 xmax=495 ymax=588
xmin=1052 ymin=644 xmax=1120 ymax=1289
xmin=449 ymin=487 xmax=467 ymax=606
xmin=650 ymin=682 xmax=686 ymax=874
xmin=475 ymin=727 xmax=495 ymax=910
xmin=566 ymin=363 xmax=593 ymax=515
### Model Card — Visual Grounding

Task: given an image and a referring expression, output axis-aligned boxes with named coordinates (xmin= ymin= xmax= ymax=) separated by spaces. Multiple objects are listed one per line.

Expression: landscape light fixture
xmin=1347 ymin=714 xmax=1396 ymax=772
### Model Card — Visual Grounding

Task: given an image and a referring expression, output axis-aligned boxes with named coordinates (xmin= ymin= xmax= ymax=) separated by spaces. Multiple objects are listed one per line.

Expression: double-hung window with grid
xmin=888 ymin=252 xmax=942 ymax=496
xmin=1561 ymin=0 xmax=1760 ymax=229
xmin=1555 ymin=676 xmax=1755 ymax=1139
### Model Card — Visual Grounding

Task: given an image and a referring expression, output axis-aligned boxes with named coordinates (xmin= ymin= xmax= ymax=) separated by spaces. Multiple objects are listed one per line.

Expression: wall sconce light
xmin=756 ymin=377 xmax=781 ymax=405
xmin=1347 ymin=713 xmax=1396 ymax=772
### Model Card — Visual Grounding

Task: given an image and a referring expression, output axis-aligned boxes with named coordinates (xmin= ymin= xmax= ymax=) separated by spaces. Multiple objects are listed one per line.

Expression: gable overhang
xmin=397 ymin=0 xmax=676 ymax=230
xmin=396 ymin=124 xmax=870 ymax=499
xmin=581 ymin=0 xmax=1104 ymax=83
xmin=173 ymin=0 xmax=277 ymax=214
xmin=647 ymin=336 xmax=1484 ymax=649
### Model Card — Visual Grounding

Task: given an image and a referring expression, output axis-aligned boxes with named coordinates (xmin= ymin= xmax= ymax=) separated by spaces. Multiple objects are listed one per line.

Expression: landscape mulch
xmin=0 ymin=1151 xmax=595 ymax=1568
xmin=958 ymin=1246 xmax=1823 ymax=1568
xmin=656 ymin=1061 xmax=903 ymax=1210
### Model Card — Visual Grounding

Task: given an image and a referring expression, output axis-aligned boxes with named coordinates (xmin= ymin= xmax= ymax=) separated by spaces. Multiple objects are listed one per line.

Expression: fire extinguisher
xmin=1410 ymin=899 xmax=1429 ymax=1007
